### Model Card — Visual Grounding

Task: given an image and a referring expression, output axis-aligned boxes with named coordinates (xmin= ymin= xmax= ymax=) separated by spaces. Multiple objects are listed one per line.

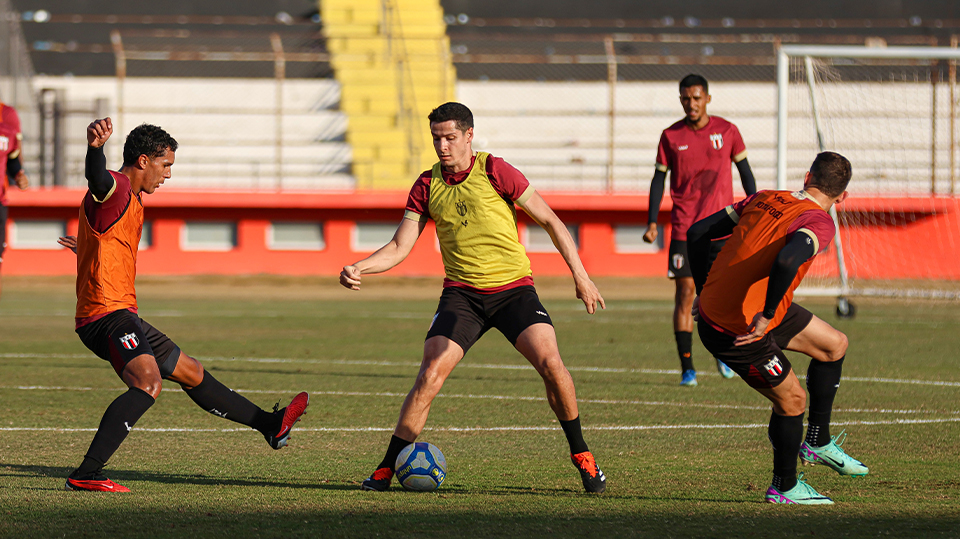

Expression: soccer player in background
xmin=0 ymin=101 xmax=29 ymax=302
xmin=57 ymin=118 xmax=309 ymax=492
xmin=688 ymin=151 xmax=868 ymax=505
xmin=339 ymin=102 xmax=607 ymax=493
xmin=643 ymin=74 xmax=757 ymax=387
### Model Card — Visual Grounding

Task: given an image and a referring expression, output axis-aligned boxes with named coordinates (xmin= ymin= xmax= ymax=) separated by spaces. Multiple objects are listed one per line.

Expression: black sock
xmin=806 ymin=356 xmax=845 ymax=446
xmin=675 ymin=331 xmax=694 ymax=371
xmin=768 ymin=410 xmax=804 ymax=492
xmin=73 ymin=387 xmax=155 ymax=478
xmin=559 ymin=416 xmax=590 ymax=455
xmin=184 ymin=370 xmax=275 ymax=433
xmin=378 ymin=435 xmax=414 ymax=472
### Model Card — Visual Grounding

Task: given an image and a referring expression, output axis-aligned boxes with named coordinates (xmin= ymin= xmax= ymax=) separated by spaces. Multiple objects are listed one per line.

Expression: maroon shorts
xmin=697 ymin=303 xmax=814 ymax=389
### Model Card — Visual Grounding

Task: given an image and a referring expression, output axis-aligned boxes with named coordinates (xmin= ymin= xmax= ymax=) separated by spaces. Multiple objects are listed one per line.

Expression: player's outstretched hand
xmin=87 ymin=117 xmax=113 ymax=148
xmin=340 ymin=265 xmax=362 ymax=290
xmin=57 ymin=235 xmax=78 ymax=254
xmin=734 ymin=312 xmax=771 ymax=346
xmin=14 ymin=170 xmax=29 ymax=190
xmin=575 ymin=277 xmax=605 ymax=314
xmin=642 ymin=223 xmax=658 ymax=244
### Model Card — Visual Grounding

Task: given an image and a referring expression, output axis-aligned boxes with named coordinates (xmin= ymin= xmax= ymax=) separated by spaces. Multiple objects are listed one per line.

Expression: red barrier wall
xmin=4 ymin=188 xmax=959 ymax=281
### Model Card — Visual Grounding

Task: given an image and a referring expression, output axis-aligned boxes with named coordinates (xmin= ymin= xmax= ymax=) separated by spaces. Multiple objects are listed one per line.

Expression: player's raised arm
xmin=85 ymin=118 xmax=115 ymax=202
xmin=519 ymin=191 xmax=605 ymax=314
xmin=340 ymin=216 xmax=426 ymax=290
xmin=735 ymin=158 xmax=758 ymax=196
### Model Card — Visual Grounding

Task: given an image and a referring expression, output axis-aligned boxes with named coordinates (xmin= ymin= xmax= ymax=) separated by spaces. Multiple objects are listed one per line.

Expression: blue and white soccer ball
xmin=394 ymin=442 xmax=447 ymax=491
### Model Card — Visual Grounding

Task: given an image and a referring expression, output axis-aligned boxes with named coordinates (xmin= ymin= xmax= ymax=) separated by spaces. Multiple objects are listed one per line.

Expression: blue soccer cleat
xmin=680 ymin=369 xmax=698 ymax=387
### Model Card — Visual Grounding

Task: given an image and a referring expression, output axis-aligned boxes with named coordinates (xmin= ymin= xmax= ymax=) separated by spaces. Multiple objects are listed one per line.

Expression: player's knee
xmin=537 ymin=355 xmax=568 ymax=382
xmin=778 ymin=390 xmax=806 ymax=416
xmin=817 ymin=330 xmax=848 ymax=362
xmin=415 ymin=366 xmax=448 ymax=393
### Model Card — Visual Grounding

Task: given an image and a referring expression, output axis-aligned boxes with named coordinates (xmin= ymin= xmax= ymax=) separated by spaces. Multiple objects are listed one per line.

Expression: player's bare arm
xmin=519 ymin=192 xmax=605 ymax=314
xmin=340 ymin=217 xmax=426 ymax=290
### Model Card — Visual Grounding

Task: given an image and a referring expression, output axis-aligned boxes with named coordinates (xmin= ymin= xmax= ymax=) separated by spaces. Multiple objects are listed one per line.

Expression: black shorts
xmin=76 ymin=309 xmax=181 ymax=378
xmin=0 ymin=204 xmax=7 ymax=261
xmin=426 ymin=285 xmax=553 ymax=353
xmin=668 ymin=238 xmax=726 ymax=279
xmin=697 ymin=303 xmax=814 ymax=389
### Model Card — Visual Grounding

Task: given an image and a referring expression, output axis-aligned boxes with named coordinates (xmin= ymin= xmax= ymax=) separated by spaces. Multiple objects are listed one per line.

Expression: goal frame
xmin=775 ymin=45 xmax=960 ymax=307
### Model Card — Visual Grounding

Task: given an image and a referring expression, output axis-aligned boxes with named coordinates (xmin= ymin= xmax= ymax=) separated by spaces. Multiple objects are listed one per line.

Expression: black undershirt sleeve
xmin=6 ymin=155 xmax=22 ymax=179
xmin=735 ymin=158 xmax=758 ymax=196
xmin=687 ymin=209 xmax=737 ymax=294
xmin=85 ymin=145 xmax=114 ymax=201
xmin=647 ymin=169 xmax=667 ymax=225
xmin=763 ymin=233 xmax=818 ymax=319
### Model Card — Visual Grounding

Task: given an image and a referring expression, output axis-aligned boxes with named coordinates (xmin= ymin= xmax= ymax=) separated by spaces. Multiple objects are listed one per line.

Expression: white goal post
xmin=776 ymin=44 xmax=960 ymax=310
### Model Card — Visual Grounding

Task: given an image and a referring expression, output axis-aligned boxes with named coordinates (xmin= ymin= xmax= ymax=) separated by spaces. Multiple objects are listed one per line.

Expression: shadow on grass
xmin=0 ymin=463 xmax=356 ymax=491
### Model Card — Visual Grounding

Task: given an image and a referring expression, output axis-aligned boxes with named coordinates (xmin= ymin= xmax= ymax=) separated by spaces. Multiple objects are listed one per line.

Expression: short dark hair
xmin=679 ymin=74 xmax=709 ymax=93
xmin=427 ymin=102 xmax=473 ymax=132
xmin=808 ymin=151 xmax=852 ymax=198
xmin=123 ymin=123 xmax=178 ymax=167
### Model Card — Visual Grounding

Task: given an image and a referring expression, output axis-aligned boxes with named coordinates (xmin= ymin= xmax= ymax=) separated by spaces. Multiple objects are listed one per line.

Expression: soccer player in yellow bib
xmin=340 ymin=102 xmax=607 ymax=493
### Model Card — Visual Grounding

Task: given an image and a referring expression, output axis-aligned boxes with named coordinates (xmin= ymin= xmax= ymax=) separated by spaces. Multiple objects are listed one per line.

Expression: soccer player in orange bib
xmin=58 ymin=118 xmax=309 ymax=492
xmin=643 ymin=74 xmax=757 ymax=387
xmin=0 ymin=101 xmax=29 ymax=302
xmin=340 ymin=102 xmax=607 ymax=493
xmin=688 ymin=152 xmax=868 ymax=505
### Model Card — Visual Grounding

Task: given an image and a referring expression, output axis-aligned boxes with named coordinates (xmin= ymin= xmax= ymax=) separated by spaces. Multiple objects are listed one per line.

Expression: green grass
xmin=1 ymin=276 xmax=958 ymax=538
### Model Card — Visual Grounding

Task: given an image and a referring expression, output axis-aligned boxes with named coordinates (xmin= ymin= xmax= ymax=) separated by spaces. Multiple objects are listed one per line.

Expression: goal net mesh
xmin=785 ymin=51 xmax=960 ymax=299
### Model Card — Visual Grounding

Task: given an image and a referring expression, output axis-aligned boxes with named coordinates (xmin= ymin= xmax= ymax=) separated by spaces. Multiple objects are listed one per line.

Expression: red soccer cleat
xmin=361 ymin=467 xmax=394 ymax=491
xmin=265 ymin=392 xmax=310 ymax=449
xmin=65 ymin=475 xmax=131 ymax=492
xmin=571 ymin=451 xmax=606 ymax=493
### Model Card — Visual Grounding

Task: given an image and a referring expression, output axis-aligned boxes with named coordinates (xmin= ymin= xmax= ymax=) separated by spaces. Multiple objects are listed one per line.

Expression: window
xmin=10 ymin=220 xmax=65 ymax=250
xmin=353 ymin=222 xmax=397 ymax=251
xmin=139 ymin=221 xmax=153 ymax=250
xmin=268 ymin=222 xmax=325 ymax=251
xmin=524 ymin=224 xmax=579 ymax=253
xmin=182 ymin=222 xmax=236 ymax=251
xmin=614 ymin=225 xmax=662 ymax=253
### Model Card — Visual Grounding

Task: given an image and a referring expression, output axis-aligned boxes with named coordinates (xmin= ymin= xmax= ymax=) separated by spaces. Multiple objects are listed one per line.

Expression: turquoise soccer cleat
xmin=680 ymin=369 xmax=698 ymax=387
xmin=716 ymin=358 xmax=735 ymax=379
xmin=800 ymin=430 xmax=869 ymax=477
xmin=765 ymin=474 xmax=834 ymax=505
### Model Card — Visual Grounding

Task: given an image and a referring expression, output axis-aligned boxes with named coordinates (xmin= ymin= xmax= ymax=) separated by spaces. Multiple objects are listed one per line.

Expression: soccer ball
xmin=394 ymin=442 xmax=447 ymax=491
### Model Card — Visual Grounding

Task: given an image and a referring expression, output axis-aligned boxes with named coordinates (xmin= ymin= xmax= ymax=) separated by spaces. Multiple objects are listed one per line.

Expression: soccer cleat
xmin=680 ymin=369 xmax=698 ymax=387
xmin=765 ymin=474 xmax=833 ymax=505
xmin=800 ymin=430 xmax=869 ymax=477
xmin=65 ymin=474 xmax=130 ymax=493
xmin=361 ymin=467 xmax=394 ymax=491
xmin=265 ymin=392 xmax=310 ymax=450
xmin=571 ymin=451 xmax=606 ymax=493
xmin=716 ymin=359 xmax=735 ymax=379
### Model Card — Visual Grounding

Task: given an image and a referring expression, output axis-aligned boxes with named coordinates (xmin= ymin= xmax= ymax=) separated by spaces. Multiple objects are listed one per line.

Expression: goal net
xmin=777 ymin=44 xmax=960 ymax=306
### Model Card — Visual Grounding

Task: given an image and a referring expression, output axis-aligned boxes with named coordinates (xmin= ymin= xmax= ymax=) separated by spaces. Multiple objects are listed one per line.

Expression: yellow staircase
xmin=320 ymin=0 xmax=456 ymax=189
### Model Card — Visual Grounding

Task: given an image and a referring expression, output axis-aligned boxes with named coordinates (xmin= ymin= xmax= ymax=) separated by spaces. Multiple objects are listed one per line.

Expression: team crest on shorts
xmin=119 ymin=333 xmax=140 ymax=351
xmin=672 ymin=253 xmax=685 ymax=269
xmin=710 ymin=133 xmax=724 ymax=150
xmin=764 ymin=356 xmax=783 ymax=377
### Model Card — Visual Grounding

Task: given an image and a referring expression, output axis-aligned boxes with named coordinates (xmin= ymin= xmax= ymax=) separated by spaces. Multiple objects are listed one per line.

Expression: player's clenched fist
xmin=87 ymin=117 xmax=113 ymax=148
xmin=340 ymin=265 xmax=362 ymax=290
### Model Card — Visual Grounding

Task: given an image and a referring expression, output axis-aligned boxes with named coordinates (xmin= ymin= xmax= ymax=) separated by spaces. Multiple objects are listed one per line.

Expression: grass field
xmin=1 ymin=275 xmax=958 ymax=538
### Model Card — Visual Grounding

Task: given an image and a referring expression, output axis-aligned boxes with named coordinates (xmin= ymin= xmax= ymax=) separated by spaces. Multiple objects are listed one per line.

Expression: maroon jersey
xmin=655 ymin=116 xmax=747 ymax=241
xmin=0 ymin=104 xmax=23 ymax=205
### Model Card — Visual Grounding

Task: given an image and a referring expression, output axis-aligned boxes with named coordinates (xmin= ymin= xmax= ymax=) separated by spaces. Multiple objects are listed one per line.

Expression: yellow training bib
xmin=428 ymin=152 xmax=532 ymax=288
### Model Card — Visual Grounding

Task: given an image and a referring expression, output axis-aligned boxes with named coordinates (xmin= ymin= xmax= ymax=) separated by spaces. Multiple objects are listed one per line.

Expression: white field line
xmin=1 ymin=385 xmax=957 ymax=416
xmin=4 ymin=353 xmax=960 ymax=387
xmin=2 ymin=416 xmax=959 ymax=434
